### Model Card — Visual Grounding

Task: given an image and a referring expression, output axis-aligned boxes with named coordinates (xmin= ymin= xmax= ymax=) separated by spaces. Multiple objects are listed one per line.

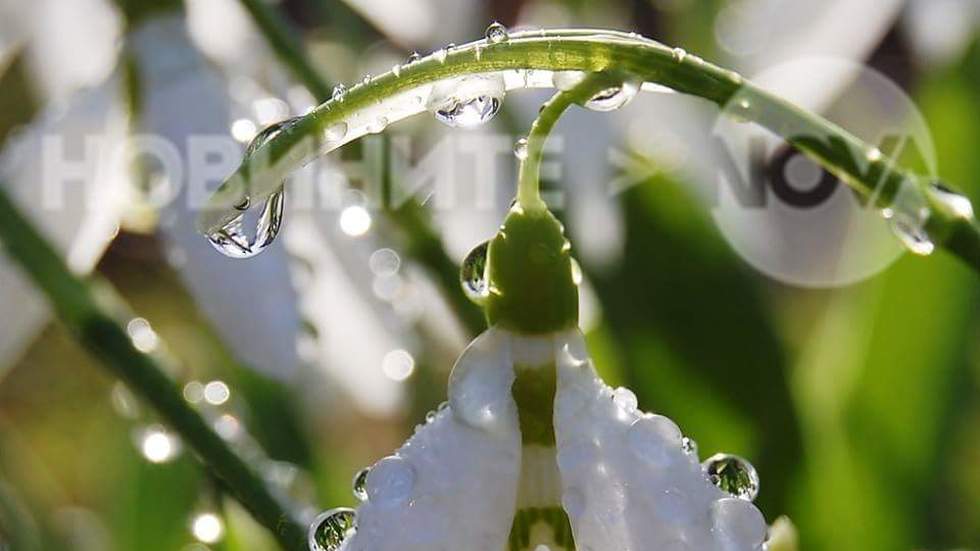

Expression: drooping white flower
xmin=312 ymin=203 xmax=771 ymax=551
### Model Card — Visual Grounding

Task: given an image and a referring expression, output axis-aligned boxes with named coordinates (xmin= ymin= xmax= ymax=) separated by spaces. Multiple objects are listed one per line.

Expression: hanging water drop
xmin=883 ymin=178 xmax=935 ymax=256
xmin=352 ymin=467 xmax=370 ymax=501
xmin=460 ymin=240 xmax=490 ymax=303
xmin=206 ymin=188 xmax=285 ymax=259
xmin=485 ymin=22 xmax=509 ymax=44
xmin=703 ymin=453 xmax=760 ymax=502
xmin=332 ymin=84 xmax=348 ymax=102
xmin=309 ymin=508 xmax=357 ymax=551
xmin=514 ymin=137 xmax=529 ymax=160
xmin=584 ymin=81 xmax=640 ymax=112
xmin=429 ymin=74 xmax=506 ymax=128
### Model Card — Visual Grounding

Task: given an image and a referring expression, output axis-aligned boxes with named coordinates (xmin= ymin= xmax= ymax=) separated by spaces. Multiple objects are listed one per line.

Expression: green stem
xmin=235 ymin=0 xmax=333 ymax=100
xmin=198 ymin=28 xmax=980 ymax=275
xmin=516 ymin=73 xmax=616 ymax=210
xmin=0 ymin=189 xmax=307 ymax=551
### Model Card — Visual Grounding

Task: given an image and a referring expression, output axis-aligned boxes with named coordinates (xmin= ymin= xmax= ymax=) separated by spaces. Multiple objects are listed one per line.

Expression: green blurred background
xmin=0 ymin=0 xmax=978 ymax=550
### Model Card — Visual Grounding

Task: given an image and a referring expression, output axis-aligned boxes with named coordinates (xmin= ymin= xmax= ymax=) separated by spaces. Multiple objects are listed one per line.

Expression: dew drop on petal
xmin=485 ymin=21 xmax=509 ymax=44
xmin=207 ymin=188 xmax=285 ymax=259
xmin=366 ymin=456 xmax=416 ymax=507
xmin=584 ymin=81 xmax=640 ymax=112
xmin=514 ymin=137 xmax=529 ymax=160
xmin=627 ymin=414 xmax=682 ymax=467
xmin=710 ymin=498 xmax=766 ymax=548
xmin=309 ymin=508 xmax=357 ymax=551
xmin=612 ymin=387 xmax=638 ymax=411
xmin=460 ymin=240 xmax=490 ymax=303
xmin=703 ymin=453 xmax=760 ymax=501
xmin=352 ymin=467 xmax=370 ymax=501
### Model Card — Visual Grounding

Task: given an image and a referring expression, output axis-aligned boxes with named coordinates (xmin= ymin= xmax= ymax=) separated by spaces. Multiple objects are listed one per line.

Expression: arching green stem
xmin=198 ymin=29 xmax=980 ymax=275
xmin=516 ymin=73 xmax=617 ymax=210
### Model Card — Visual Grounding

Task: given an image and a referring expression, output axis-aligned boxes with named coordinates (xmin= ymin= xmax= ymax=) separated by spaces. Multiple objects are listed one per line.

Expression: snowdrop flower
xmin=315 ymin=200 xmax=771 ymax=550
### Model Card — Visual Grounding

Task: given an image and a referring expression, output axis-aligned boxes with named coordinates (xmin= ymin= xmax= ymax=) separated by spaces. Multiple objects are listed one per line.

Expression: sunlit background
xmin=1 ymin=0 xmax=979 ymax=550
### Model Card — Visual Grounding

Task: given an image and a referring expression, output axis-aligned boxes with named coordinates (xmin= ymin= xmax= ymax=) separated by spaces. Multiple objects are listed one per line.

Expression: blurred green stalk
xmin=0 ymin=188 xmax=307 ymax=551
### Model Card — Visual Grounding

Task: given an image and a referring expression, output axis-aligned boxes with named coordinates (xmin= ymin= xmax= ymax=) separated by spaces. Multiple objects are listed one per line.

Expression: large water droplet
xmin=703 ymin=453 xmax=759 ymax=501
xmin=366 ymin=456 xmax=416 ymax=507
xmin=584 ymin=81 xmax=640 ymax=112
xmin=485 ymin=22 xmax=509 ymax=44
xmin=309 ymin=508 xmax=357 ymax=551
xmin=627 ymin=414 xmax=682 ymax=467
xmin=206 ymin=188 xmax=285 ymax=259
xmin=352 ymin=467 xmax=370 ymax=501
xmin=514 ymin=137 xmax=529 ymax=160
xmin=460 ymin=240 xmax=490 ymax=304
xmin=430 ymin=75 xmax=505 ymax=128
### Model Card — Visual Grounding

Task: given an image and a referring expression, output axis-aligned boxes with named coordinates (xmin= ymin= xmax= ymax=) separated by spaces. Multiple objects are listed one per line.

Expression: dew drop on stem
xmin=584 ymin=81 xmax=640 ymax=112
xmin=429 ymin=74 xmax=505 ymax=128
xmin=485 ymin=21 xmax=509 ymax=44
xmin=514 ymin=137 xmax=529 ymax=160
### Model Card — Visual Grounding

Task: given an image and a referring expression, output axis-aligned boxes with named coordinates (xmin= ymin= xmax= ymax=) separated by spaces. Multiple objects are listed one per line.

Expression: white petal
xmin=347 ymin=328 xmax=521 ymax=551
xmin=553 ymin=330 xmax=767 ymax=551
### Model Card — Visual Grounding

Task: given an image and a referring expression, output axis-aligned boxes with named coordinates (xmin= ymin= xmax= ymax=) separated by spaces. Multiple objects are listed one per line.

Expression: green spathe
xmin=485 ymin=205 xmax=578 ymax=334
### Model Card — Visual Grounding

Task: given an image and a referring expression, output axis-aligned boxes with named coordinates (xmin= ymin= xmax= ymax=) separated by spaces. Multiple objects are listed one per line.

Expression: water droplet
xmin=309 ymin=508 xmax=357 ymax=551
xmin=703 ymin=453 xmax=760 ymax=501
xmin=928 ymin=182 xmax=975 ymax=220
xmin=324 ymin=122 xmax=348 ymax=143
xmin=425 ymin=410 xmax=437 ymax=423
xmin=245 ymin=118 xmax=297 ymax=157
xmin=486 ymin=21 xmax=509 ymax=44
xmin=460 ymin=240 xmax=490 ymax=303
xmin=866 ymin=147 xmax=883 ymax=162
xmin=206 ymin=188 xmax=285 ymax=259
xmin=585 ymin=81 xmax=640 ymax=112
xmin=332 ymin=84 xmax=347 ymax=102
xmin=367 ymin=116 xmax=389 ymax=134
xmin=681 ymin=436 xmax=698 ymax=458
xmin=408 ymin=51 xmax=421 ymax=63
xmin=672 ymin=47 xmax=687 ymax=62
xmin=627 ymin=415 xmax=682 ymax=467
xmin=430 ymin=75 xmax=505 ymax=128
xmin=514 ymin=137 xmax=529 ymax=160
xmin=391 ymin=64 xmax=402 ymax=77
xmin=612 ymin=387 xmax=638 ymax=411
xmin=366 ymin=456 xmax=416 ymax=507
xmin=883 ymin=179 xmax=934 ymax=256
xmin=362 ymin=74 xmax=372 ymax=85
xmin=352 ymin=467 xmax=370 ymax=501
